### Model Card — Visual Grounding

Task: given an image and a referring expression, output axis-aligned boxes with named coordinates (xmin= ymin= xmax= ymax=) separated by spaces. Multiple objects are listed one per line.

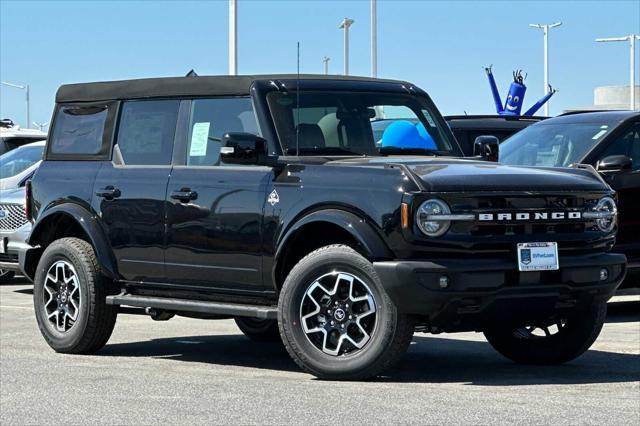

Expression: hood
xmin=329 ymin=157 xmax=608 ymax=192
xmin=0 ymin=187 xmax=26 ymax=205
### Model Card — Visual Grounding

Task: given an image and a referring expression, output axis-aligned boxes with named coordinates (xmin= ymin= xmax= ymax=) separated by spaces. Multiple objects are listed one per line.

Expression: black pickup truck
xmin=23 ymin=75 xmax=625 ymax=380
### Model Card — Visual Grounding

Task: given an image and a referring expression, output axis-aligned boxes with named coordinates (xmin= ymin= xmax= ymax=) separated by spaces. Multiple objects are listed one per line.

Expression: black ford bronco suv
xmin=24 ymin=75 xmax=625 ymax=380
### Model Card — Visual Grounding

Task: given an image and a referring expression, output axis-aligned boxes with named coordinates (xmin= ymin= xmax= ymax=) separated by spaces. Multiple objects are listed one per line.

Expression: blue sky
xmin=1 ymin=0 xmax=639 ymax=128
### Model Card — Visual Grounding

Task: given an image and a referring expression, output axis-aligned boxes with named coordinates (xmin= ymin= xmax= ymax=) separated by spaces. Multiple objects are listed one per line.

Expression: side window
xmin=187 ymin=98 xmax=259 ymax=166
xmin=597 ymin=123 xmax=640 ymax=171
xmin=50 ymin=105 xmax=107 ymax=155
xmin=116 ymin=100 xmax=180 ymax=166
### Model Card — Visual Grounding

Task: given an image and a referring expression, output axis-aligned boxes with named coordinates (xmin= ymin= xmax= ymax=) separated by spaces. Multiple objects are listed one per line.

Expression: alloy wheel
xmin=513 ymin=318 xmax=568 ymax=340
xmin=300 ymin=272 xmax=377 ymax=356
xmin=43 ymin=260 xmax=82 ymax=332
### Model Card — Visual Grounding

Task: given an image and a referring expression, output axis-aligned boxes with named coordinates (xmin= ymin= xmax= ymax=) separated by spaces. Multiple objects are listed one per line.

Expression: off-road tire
xmin=235 ymin=317 xmax=281 ymax=342
xmin=278 ymin=244 xmax=414 ymax=380
xmin=33 ymin=237 xmax=118 ymax=354
xmin=483 ymin=302 xmax=607 ymax=365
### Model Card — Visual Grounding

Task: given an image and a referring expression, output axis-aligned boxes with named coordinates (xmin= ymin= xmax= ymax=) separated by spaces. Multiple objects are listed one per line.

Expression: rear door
xmin=91 ymin=100 xmax=180 ymax=282
xmin=164 ymin=97 xmax=271 ymax=293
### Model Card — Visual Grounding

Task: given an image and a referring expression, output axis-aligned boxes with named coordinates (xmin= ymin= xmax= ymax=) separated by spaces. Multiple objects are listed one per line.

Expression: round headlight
xmin=416 ymin=199 xmax=451 ymax=237
xmin=593 ymin=196 xmax=617 ymax=232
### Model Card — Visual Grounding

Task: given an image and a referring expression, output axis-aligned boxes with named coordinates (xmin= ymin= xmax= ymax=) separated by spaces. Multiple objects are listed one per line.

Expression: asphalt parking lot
xmin=1 ymin=278 xmax=638 ymax=425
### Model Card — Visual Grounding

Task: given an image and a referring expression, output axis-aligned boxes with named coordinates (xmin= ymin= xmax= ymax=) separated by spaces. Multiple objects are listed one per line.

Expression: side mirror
xmin=596 ymin=155 xmax=632 ymax=173
xmin=473 ymin=135 xmax=500 ymax=162
xmin=220 ymin=132 xmax=268 ymax=165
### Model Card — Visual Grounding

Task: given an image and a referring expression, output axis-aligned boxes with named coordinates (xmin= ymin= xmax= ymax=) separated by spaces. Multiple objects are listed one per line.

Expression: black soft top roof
xmin=56 ymin=74 xmax=409 ymax=103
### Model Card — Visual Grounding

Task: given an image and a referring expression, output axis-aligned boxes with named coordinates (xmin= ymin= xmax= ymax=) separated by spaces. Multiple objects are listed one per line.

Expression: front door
xmin=164 ymin=97 xmax=271 ymax=292
xmin=92 ymin=99 xmax=180 ymax=282
xmin=592 ymin=121 xmax=640 ymax=264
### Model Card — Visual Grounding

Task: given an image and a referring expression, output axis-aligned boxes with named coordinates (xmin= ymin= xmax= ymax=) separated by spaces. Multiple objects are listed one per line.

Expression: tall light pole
xmin=595 ymin=34 xmax=640 ymax=110
xmin=322 ymin=56 xmax=331 ymax=75
xmin=529 ymin=22 xmax=562 ymax=116
xmin=371 ymin=0 xmax=377 ymax=78
xmin=228 ymin=0 xmax=238 ymax=75
xmin=339 ymin=18 xmax=354 ymax=75
xmin=1 ymin=81 xmax=30 ymax=128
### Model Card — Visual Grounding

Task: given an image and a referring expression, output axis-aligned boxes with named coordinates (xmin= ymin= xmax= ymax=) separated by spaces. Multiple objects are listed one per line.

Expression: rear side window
xmin=50 ymin=106 xmax=107 ymax=155
xmin=116 ymin=100 xmax=180 ymax=166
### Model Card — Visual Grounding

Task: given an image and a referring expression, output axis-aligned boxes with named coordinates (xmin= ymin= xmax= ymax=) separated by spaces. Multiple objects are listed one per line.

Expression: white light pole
xmin=322 ymin=56 xmax=330 ymax=75
xmin=339 ymin=18 xmax=354 ymax=75
xmin=228 ymin=0 xmax=238 ymax=75
xmin=33 ymin=121 xmax=49 ymax=132
xmin=595 ymin=34 xmax=640 ymax=110
xmin=371 ymin=0 xmax=377 ymax=78
xmin=1 ymin=81 xmax=30 ymax=128
xmin=529 ymin=22 xmax=562 ymax=116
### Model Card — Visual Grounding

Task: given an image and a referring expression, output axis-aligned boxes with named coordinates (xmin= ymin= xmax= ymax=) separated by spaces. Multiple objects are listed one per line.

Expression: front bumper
xmin=374 ymin=253 xmax=626 ymax=332
xmin=0 ymin=223 xmax=32 ymax=272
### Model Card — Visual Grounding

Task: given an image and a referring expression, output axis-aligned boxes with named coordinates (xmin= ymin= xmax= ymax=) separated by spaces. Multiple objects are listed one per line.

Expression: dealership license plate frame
xmin=517 ymin=242 xmax=559 ymax=272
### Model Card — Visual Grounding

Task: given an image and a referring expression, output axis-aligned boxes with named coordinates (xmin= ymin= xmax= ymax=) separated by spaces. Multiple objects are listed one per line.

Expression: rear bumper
xmin=374 ymin=253 xmax=626 ymax=332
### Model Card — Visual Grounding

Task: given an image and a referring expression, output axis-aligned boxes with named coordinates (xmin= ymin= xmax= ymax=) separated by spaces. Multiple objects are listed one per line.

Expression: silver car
xmin=0 ymin=141 xmax=45 ymax=282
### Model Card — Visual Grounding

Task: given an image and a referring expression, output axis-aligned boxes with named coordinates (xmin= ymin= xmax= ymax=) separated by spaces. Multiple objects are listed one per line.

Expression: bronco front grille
xmin=469 ymin=223 xmax=586 ymax=236
xmin=0 ymin=204 xmax=28 ymax=231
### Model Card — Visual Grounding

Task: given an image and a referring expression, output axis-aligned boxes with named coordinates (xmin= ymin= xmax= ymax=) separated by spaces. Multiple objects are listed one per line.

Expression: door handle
xmin=170 ymin=189 xmax=198 ymax=203
xmin=95 ymin=186 xmax=121 ymax=199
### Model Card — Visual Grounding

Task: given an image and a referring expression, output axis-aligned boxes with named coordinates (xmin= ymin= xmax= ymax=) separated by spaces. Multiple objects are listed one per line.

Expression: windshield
xmin=267 ymin=91 xmax=456 ymax=156
xmin=499 ymin=122 xmax=613 ymax=167
xmin=0 ymin=144 xmax=44 ymax=179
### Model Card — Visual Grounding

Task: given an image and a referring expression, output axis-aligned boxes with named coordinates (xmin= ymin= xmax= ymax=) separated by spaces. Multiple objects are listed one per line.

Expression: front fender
xmin=27 ymin=203 xmax=118 ymax=279
xmin=275 ymin=208 xmax=393 ymax=265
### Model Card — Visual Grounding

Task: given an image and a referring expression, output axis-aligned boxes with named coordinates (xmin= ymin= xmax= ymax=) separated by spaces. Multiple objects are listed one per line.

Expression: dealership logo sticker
xmin=520 ymin=248 xmax=532 ymax=265
xmin=267 ymin=189 xmax=280 ymax=206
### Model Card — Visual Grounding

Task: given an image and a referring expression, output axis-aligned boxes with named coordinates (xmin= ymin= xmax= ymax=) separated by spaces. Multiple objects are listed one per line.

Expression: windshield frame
xmin=252 ymin=79 xmax=463 ymax=158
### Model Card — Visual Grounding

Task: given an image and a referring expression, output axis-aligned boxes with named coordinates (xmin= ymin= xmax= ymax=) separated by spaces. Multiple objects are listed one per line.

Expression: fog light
xmin=439 ymin=275 xmax=450 ymax=289
xmin=599 ymin=268 xmax=609 ymax=281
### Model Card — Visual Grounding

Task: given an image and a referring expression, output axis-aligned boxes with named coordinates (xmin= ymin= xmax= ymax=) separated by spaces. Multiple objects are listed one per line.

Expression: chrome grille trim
xmin=0 ymin=204 xmax=28 ymax=231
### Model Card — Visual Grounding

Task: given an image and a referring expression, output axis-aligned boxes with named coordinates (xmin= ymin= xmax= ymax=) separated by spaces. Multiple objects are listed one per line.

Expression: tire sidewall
xmin=33 ymin=242 xmax=92 ymax=351
xmin=279 ymin=248 xmax=399 ymax=377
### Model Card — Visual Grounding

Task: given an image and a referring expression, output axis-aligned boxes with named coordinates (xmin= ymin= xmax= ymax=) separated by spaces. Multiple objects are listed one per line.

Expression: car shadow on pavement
xmin=98 ymin=333 xmax=640 ymax=385
xmin=383 ymin=335 xmax=640 ymax=385
xmin=98 ymin=334 xmax=300 ymax=373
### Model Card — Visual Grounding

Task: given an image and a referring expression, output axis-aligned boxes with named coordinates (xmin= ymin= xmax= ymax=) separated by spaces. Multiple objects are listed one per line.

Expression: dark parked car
xmin=499 ymin=111 xmax=639 ymax=287
xmin=24 ymin=75 xmax=625 ymax=380
xmin=446 ymin=115 xmax=545 ymax=156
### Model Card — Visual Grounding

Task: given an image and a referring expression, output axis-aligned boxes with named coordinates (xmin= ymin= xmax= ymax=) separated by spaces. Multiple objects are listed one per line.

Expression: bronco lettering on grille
xmin=478 ymin=211 xmax=582 ymax=221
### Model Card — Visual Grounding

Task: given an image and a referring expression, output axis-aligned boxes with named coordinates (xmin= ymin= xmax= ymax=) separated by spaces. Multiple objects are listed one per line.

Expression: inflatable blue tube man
xmin=485 ymin=66 xmax=556 ymax=116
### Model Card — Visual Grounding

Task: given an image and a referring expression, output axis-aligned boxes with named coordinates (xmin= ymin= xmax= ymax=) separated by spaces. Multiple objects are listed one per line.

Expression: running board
xmin=105 ymin=294 xmax=278 ymax=320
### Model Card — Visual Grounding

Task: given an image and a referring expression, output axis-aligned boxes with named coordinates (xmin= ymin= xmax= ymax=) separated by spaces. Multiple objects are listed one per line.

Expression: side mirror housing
xmin=596 ymin=155 xmax=632 ymax=173
xmin=473 ymin=135 xmax=500 ymax=162
xmin=220 ymin=132 xmax=268 ymax=165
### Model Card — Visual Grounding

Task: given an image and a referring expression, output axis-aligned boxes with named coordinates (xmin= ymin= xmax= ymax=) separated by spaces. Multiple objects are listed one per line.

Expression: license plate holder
xmin=517 ymin=242 xmax=559 ymax=272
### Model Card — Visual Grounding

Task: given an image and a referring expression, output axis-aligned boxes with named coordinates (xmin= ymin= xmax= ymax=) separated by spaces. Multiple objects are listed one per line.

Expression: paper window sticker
xmin=190 ymin=122 xmax=211 ymax=157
